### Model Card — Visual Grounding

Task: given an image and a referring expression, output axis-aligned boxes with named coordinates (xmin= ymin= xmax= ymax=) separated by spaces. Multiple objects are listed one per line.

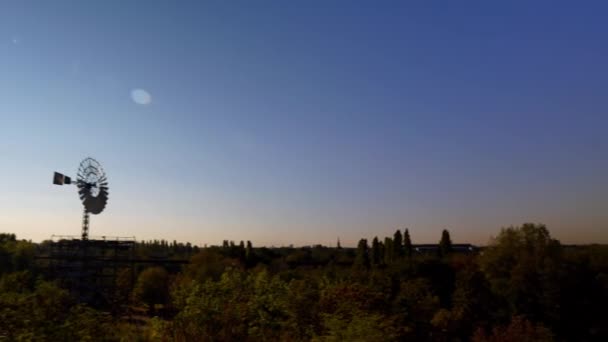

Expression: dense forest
xmin=1 ymin=223 xmax=607 ymax=341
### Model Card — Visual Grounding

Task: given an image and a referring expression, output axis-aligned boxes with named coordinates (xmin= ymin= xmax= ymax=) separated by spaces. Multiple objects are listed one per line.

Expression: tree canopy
xmin=0 ymin=224 xmax=606 ymax=341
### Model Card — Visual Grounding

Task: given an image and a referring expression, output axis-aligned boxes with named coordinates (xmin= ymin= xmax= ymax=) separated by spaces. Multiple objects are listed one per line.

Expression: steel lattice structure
xmin=47 ymin=158 xmax=187 ymax=308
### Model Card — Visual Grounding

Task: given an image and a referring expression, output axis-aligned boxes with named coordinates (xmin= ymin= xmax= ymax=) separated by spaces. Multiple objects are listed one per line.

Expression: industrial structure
xmin=38 ymin=157 xmax=187 ymax=308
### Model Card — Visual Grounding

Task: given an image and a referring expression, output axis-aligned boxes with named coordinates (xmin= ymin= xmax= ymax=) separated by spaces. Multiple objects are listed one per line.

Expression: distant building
xmin=413 ymin=243 xmax=478 ymax=254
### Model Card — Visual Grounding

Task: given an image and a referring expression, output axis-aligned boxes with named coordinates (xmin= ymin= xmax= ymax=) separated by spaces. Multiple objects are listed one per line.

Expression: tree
xmin=317 ymin=311 xmax=398 ymax=342
xmin=0 ymin=233 xmax=16 ymax=243
xmin=371 ymin=237 xmax=381 ymax=266
xmin=384 ymin=237 xmax=394 ymax=264
xmin=238 ymin=240 xmax=246 ymax=261
xmin=439 ymin=229 xmax=452 ymax=257
xmin=0 ymin=279 xmax=72 ymax=340
xmin=62 ymin=305 xmax=116 ymax=341
xmin=186 ymin=249 xmax=229 ymax=282
xmin=403 ymin=229 xmax=412 ymax=258
xmin=393 ymin=230 xmax=403 ymax=258
xmin=450 ymin=263 xmax=498 ymax=338
xmin=283 ymin=279 xmax=320 ymax=340
xmin=395 ymin=278 xmax=441 ymax=339
xmin=133 ymin=267 xmax=170 ymax=314
xmin=479 ymin=223 xmax=562 ymax=324
xmin=355 ymin=239 xmax=370 ymax=269
xmin=246 ymin=240 xmax=254 ymax=266
xmin=171 ymin=268 xmax=252 ymax=340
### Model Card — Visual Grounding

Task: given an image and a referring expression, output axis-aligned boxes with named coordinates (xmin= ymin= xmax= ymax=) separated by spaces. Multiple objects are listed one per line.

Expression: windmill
xmin=54 ymin=157 xmax=109 ymax=240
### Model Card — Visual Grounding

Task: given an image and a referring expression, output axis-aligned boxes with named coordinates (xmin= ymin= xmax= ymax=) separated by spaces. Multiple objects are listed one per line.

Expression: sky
xmin=1 ymin=1 xmax=607 ymax=247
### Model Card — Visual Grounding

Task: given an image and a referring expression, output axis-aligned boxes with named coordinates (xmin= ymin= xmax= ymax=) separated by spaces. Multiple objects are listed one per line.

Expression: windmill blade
xmin=88 ymin=203 xmax=100 ymax=214
xmin=76 ymin=158 xmax=110 ymax=227
xmin=88 ymin=197 xmax=106 ymax=215
xmin=83 ymin=197 xmax=94 ymax=211
xmin=83 ymin=191 xmax=108 ymax=214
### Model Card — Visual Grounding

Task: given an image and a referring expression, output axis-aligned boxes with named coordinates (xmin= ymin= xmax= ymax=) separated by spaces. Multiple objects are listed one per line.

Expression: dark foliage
xmin=0 ymin=223 xmax=606 ymax=341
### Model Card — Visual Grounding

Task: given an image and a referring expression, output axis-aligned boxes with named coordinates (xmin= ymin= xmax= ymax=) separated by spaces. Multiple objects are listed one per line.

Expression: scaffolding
xmin=36 ymin=235 xmax=189 ymax=309
xmin=37 ymin=235 xmax=137 ymax=309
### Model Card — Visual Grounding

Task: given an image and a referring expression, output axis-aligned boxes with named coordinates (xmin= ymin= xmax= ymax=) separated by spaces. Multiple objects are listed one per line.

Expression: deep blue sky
xmin=1 ymin=1 xmax=607 ymax=246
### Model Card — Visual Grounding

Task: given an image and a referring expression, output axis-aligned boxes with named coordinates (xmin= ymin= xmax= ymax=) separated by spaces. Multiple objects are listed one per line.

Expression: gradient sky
xmin=1 ymin=1 xmax=607 ymax=246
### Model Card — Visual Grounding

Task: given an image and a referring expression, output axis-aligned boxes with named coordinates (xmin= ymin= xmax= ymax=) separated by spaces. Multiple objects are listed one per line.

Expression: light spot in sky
xmin=11 ymin=37 xmax=19 ymax=44
xmin=131 ymin=89 xmax=152 ymax=105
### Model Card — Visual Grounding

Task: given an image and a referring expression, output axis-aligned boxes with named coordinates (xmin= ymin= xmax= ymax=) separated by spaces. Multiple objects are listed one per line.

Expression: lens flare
xmin=131 ymin=89 xmax=152 ymax=105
